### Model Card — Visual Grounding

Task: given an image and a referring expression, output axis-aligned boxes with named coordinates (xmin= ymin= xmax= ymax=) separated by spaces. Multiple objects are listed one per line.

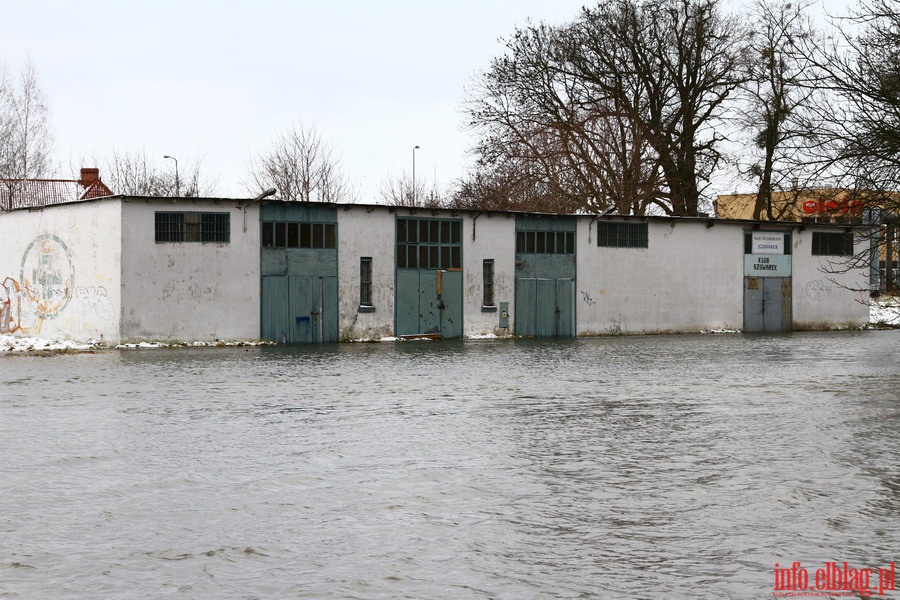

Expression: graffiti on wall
xmin=581 ymin=290 xmax=597 ymax=307
xmin=2 ymin=234 xmax=77 ymax=334
xmin=0 ymin=277 xmax=27 ymax=334
xmin=21 ymin=234 xmax=75 ymax=317
xmin=75 ymin=285 xmax=112 ymax=319
xmin=805 ymin=279 xmax=833 ymax=301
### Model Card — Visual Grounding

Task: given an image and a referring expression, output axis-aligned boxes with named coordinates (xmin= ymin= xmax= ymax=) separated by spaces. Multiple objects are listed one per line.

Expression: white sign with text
xmin=751 ymin=232 xmax=785 ymax=254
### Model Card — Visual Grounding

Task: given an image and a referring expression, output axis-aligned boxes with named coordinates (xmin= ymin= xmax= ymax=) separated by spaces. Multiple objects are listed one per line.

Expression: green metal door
xmin=555 ymin=278 xmax=575 ymax=337
xmin=395 ymin=269 xmax=463 ymax=338
xmin=439 ymin=270 xmax=463 ymax=339
xmin=515 ymin=277 xmax=575 ymax=338
xmin=396 ymin=269 xmax=420 ymax=337
xmin=534 ymin=279 xmax=556 ymax=338
xmin=261 ymin=275 xmax=338 ymax=343
xmin=261 ymin=276 xmax=290 ymax=343
xmin=514 ymin=215 xmax=577 ymax=339
xmin=514 ymin=279 xmax=538 ymax=337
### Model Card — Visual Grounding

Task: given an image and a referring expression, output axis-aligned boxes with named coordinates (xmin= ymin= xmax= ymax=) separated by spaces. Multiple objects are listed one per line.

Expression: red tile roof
xmin=0 ymin=176 xmax=114 ymax=210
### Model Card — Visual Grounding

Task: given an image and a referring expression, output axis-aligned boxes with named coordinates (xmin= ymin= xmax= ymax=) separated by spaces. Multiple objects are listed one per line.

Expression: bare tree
xmin=379 ymin=170 xmax=447 ymax=208
xmin=0 ymin=58 xmax=54 ymax=209
xmin=246 ymin=122 xmax=357 ymax=203
xmin=576 ymin=0 xmax=748 ymax=216
xmin=97 ymin=149 xmax=216 ymax=197
xmin=736 ymin=0 xmax=827 ymax=220
xmin=773 ymin=0 xmax=900 ymax=290
xmin=448 ymin=164 xmax=583 ymax=213
xmin=466 ymin=20 xmax=655 ymax=215
xmin=466 ymin=0 xmax=745 ymax=216
xmin=0 ymin=58 xmax=53 ymax=180
xmin=817 ymin=0 xmax=900 ymax=209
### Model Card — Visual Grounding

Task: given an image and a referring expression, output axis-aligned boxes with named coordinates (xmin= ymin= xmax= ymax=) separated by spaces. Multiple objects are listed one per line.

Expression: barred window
xmin=360 ymin=257 xmax=373 ymax=306
xmin=201 ymin=212 xmax=230 ymax=243
xmin=812 ymin=231 xmax=854 ymax=256
xmin=483 ymin=259 xmax=495 ymax=307
xmin=155 ymin=212 xmax=185 ymax=242
xmin=261 ymin=222 xmax=336 ymax=249
xmin=155 ymin=211 xmax=230 ymax=243
xmin=597 ymin=222 xmax=648 ymax=248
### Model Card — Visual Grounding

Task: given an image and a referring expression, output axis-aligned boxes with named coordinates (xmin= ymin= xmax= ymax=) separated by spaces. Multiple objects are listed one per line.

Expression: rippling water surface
xmin=1 ymin=332 xmax=899 ymax=599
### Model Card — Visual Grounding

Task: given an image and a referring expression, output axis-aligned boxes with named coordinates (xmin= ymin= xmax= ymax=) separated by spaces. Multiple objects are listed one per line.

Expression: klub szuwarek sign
xmin=745 ymin=232 xmax=791 ymax=277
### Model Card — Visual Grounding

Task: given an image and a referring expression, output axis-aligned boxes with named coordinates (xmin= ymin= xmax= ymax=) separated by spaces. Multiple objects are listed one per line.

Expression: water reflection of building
xmin=0 ymin=192 xmax=872 ymax=345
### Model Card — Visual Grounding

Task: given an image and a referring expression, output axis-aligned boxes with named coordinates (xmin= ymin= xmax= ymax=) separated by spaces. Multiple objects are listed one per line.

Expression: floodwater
xmin=1 ymin=331 xmax=898 ymax=599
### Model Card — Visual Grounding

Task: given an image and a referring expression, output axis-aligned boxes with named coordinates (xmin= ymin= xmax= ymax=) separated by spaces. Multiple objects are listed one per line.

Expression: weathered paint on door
xmin=743 ymin=276 xmax=792 ymax=332
xmin=515 ymin=278 xmax=575 ymax=337
xmin=394 ymin=216 xmax=464 ymax=339
xmin=259 ymin=202 xmax=338 ymax=344
xmin=514 ymin=215 xmax=577 ymax=338
xmin=261 ymin=275 xmax=338 ymax=343
xmin=395 ymin=269 xmax=463 ymax=338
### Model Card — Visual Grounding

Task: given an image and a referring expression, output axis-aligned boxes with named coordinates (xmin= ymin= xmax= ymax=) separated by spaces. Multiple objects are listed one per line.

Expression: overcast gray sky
xmin=5 ymin=0 xmax=841 ymax=201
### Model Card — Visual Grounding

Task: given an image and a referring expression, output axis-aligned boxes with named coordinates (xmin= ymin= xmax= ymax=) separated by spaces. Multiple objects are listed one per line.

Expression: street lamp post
xmin=412 ymin=145 xmax=420 ymax=205
xmin=164 ymin=155 xmax=179 ymax=197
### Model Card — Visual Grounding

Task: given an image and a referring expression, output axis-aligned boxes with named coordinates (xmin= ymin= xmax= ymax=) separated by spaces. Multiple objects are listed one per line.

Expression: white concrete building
xmin=0 ymin=196 xmax=870 ymax=345
xmin=0 ymin=196 xmax=261 ymax=344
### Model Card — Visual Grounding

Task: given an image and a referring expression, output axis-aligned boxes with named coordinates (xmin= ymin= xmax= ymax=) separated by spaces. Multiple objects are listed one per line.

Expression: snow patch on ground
xmin=0 ymin=337 xmax=273 ymax=353
xmin=115 ymin=340 xmax=275 ymax=350
xmin=870 ymin=295 xmax=900 ymax=327
xmin=0 ymin=336 xmax=103 ymax=353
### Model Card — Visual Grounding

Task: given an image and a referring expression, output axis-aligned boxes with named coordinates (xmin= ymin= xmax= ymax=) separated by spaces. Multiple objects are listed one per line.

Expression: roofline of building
xmin=1 ymin=194 xmax=869 ymax=230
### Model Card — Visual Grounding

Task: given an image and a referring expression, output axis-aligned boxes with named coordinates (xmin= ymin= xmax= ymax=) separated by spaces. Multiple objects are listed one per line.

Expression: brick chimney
xmin=79 ymin=167 xmax=100 ymax=187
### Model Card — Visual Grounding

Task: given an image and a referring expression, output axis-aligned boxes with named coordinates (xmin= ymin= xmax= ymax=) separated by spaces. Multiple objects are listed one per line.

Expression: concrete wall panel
xmin=119 ymin=199 xmax=260 ymax=342
xmin=0 ymin=200 xmax=122 ymax=342
xmin=462 ymin=212 xmax=517 ymax=337
xmin=791 ymin=229 xmax=870 ymax=329
xmin=336 ymin=207 xmax=396 ymax=340
xmin=576 ymin=219 xmax=745 ymax=334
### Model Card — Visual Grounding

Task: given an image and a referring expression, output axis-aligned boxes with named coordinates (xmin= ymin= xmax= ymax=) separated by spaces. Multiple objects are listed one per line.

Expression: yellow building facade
xmin=715 ymin=189 xmax=866 ymax=222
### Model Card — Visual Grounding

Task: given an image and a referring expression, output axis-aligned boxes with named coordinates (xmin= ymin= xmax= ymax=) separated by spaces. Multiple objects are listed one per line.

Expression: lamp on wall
xmin=254 ymin=188 xmax=277 ymax=202
xmin=243 ymin=188 xmax=278 ymax=232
